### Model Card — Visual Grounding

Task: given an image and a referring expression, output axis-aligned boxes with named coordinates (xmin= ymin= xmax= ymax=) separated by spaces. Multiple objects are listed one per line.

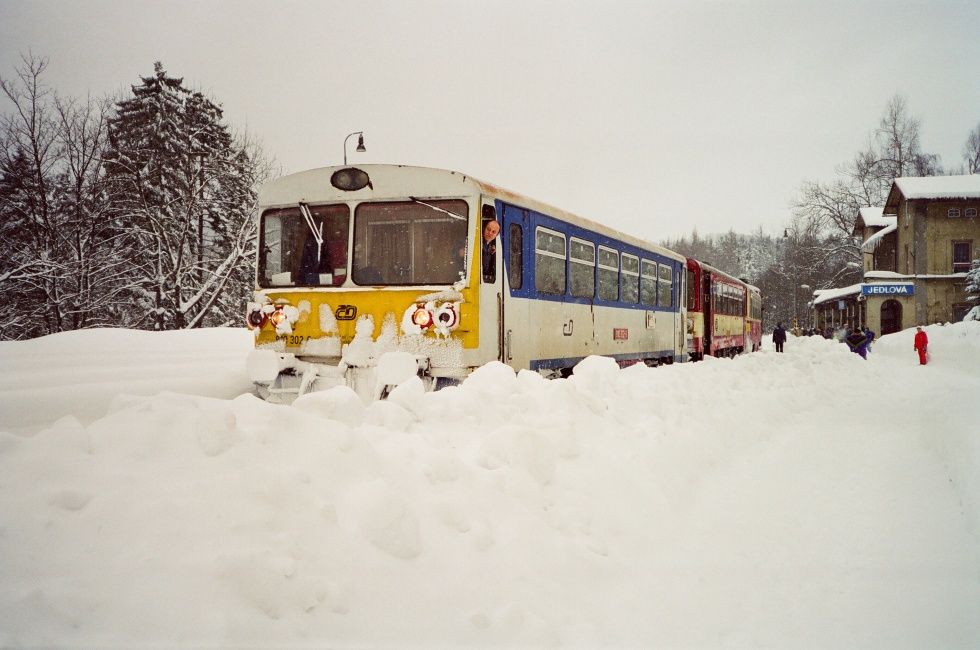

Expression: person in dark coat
xmin=846 ymin=327 xmax=874 ymax=359
xmin=772 ymin=323 xmax=787 ymax=352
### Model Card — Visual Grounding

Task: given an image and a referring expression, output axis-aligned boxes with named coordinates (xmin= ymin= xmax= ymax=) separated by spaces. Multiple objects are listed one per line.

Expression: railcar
xmin=685 ymin=258 xmax=759 ymax=359
xmin=245 ymin=164 xmax=689 ymax=401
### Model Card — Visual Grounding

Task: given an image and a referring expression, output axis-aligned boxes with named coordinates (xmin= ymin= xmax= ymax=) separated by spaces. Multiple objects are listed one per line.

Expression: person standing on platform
xmin=772 ymin=323 xmax=787 ymax=353
xmin=914 ymin=326 xmax=929 ymax=365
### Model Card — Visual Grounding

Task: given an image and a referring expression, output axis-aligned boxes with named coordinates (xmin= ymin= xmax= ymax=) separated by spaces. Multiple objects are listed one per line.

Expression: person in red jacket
xmin=914 ymin=326 xmax=929 ymax=365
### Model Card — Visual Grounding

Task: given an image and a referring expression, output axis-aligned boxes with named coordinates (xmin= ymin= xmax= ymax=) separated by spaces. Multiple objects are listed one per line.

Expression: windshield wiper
xmin=298 ymin=202 xmax=324 ymax=264
xmin=409 ymin=197 xmax=467 ymax=222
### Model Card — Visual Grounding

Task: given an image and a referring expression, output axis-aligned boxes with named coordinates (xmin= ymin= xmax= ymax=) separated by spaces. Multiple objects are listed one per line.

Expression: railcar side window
xmin=621 ymin=254 xmax=639 ymax=303
xmin=508 ymin=224 xmax=523 ymax=290
xmin=569 ymin=238 xmax=595 ymax=298
xmin=658 ymin=264 xmax=673 ymax=308
xmin=352 ymin=200 xmax=468 ymax=285
xmin=259 ymin=204 xmax=350 ymax=287
xmin=598 ymin=247 xmax=618 ymax=301
xmin=535 ymin=227 xmax=566 ymax=294
xmin=640 ymin=259 xmax=657 ymax=306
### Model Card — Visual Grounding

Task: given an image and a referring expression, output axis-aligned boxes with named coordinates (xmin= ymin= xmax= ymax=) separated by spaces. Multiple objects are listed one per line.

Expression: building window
xmin=953 ymin=241 xmax=972 ymax=273
xmin=966 ymin=207 xmax=978 ymax=218
xmin=948 ymin=208 xmax=961 ymax=218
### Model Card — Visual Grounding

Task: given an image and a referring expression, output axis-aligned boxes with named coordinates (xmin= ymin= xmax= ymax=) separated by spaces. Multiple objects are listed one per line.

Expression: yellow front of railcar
xmin=244 ymin=165 xmax=492 ymax=402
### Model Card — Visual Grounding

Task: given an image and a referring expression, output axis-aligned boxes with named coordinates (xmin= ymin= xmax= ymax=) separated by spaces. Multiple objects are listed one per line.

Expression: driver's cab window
xmin=481 ymin=204 xmax=499 ymax=283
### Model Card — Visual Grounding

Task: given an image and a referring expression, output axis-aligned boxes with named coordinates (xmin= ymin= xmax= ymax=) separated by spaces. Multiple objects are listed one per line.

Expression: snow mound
xmin=1 ymin=324 xmax=979 ymax=647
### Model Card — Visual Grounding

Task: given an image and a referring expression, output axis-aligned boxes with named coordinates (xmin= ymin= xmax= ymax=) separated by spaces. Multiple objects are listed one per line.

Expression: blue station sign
xmin=861 ymin=283 xmax=914 ymax=296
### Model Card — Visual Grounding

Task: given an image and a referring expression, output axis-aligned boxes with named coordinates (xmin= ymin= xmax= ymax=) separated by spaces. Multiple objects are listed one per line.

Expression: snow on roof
xmin=864 ymin=271 xmax=909 ymax=280
xmin=858 ymin=207 xmax=892 ymax=228
xmin=859 ymin=206 xmax=895 ymax=228
xmin=852 ymin=207 xmax=893 ymax=236
xmin=812 ymin=283 xmax=862 ymax=306
xmin=864 ymin=270 xmax=968 ymax=280
xmin=861 ymin=223 xmax=896 ymax=253
xmin=893 ymin=175 xmax=980 ymax=200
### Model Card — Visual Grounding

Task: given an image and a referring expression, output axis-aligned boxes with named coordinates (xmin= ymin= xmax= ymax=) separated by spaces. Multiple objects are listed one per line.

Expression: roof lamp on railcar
xmin=331 ymin=167 xmax=372 ymax=191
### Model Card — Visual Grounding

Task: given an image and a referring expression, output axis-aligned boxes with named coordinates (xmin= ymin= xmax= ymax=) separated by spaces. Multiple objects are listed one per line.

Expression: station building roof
xmin=885 ymin=175 xmax=980 ymax=212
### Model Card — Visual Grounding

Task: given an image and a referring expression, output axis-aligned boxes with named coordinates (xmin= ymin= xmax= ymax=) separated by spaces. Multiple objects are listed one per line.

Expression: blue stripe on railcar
xmin=497 ymin=200 xmax=684 ymax=313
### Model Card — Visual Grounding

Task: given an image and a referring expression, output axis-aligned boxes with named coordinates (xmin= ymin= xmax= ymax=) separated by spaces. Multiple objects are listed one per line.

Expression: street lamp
xmin=343 ymin=131 xmax=366 ymax=165
xmin=800 ymin=284 xmax=811 ymax=329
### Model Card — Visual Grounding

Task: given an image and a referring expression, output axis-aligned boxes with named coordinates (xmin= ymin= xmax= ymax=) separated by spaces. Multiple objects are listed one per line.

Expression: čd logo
xmin=335 ymin=305 xmax=357 ymax=320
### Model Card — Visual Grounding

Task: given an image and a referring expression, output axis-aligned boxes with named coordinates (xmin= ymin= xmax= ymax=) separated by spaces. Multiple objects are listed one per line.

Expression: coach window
xmin=535 ymin=227 xmax=566 ymax=294
xmin=658 ymin=264 xmax=673 ymax=308
xmin=621 ymin=254 xmax=639 ymax=303
xmin=640 ymin=260 xmax=657 ymax=306
xmin=569 ymin=238 xmax=595 ymax=298
xmin=508 ymin=224 xmax=523 ymax=290
xmin=598 ymin=247 xmax=619 ymax=301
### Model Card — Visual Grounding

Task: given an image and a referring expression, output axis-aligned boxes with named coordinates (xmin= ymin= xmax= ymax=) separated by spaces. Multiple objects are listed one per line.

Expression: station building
xmin=812 ymin=175 xmax=980 ymax=335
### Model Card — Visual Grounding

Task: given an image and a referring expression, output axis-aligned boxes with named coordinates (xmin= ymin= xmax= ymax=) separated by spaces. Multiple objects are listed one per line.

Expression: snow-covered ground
xmin=1 ymin=323 xmax=978 ymax=648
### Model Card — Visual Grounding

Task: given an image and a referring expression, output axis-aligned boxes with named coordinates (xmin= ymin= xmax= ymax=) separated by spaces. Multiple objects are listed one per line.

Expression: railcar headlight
xmin=411 ymin=305 xmax=433 ymax=328
xmin=434 ymin=303 xmax=458 ymax=329
xmin=269 ymin=307 xmax=287 ymax=326
xmin=246 ymin=308 xmax=267 ymax=329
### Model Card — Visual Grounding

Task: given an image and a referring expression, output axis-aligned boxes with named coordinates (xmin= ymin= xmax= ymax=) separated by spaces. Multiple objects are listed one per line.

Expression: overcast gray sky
xmin=1 ymin=0 xmax=978 ymax=241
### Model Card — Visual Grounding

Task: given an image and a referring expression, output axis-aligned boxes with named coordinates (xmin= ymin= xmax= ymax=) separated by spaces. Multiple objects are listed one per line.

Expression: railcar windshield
xmin=352 ymin=199 xmax=469 ymax=285
xmin=259 ymin=204 xmax=350 ymax=287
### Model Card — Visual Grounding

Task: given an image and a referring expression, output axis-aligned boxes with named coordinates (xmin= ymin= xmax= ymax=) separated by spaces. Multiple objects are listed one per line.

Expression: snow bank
xmin=0 ymin=328 xmax=254 ymax=433
xmin=1 ymin=324 xmax=978 ymax=647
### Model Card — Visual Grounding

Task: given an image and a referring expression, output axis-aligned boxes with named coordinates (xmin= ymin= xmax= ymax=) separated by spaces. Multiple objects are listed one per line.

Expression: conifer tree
xmin=104 ymin=62 xmax=259 ymax=330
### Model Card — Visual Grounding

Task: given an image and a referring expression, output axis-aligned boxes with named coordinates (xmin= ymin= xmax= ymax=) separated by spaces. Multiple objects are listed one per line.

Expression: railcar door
xmin=499 ymin=202 xmax=532 ymax=370
xmin=702 ymin=274 xmax=713 ymax=356
xmin=478 ymin=203 xmax=503 ymax=364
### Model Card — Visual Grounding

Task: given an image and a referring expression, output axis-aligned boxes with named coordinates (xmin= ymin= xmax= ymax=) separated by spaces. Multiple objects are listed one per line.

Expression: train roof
xmin=686 ymin=257 xmax=756 ymax=290
xmin=259 ymin=164 xmax=686 ymax=263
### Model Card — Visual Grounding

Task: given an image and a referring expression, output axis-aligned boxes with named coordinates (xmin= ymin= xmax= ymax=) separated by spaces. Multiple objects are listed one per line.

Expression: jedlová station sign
xmin=861 ymin=283 xmax=915 ymax=296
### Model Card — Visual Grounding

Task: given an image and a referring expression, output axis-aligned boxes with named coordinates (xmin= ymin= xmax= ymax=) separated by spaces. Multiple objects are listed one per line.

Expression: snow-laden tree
xmin=0 ymin=54 xmax=122 ymax=339
xmin=964 ymin=123 xmax=980 ymax=175
xmin=966 ymin=258 xmax=980 ymax=302
xmin=103 ymin=62 xmax=264 ymax=330
xmin=790 ymin=95 xmax=941 ymax=296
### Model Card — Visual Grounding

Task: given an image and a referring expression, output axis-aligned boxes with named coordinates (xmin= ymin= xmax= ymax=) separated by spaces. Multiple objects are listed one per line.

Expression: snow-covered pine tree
xmin=104 ymin=62 xmax=258 ymax=330
xmin=966 ymin=258 xmax=980 ymax=303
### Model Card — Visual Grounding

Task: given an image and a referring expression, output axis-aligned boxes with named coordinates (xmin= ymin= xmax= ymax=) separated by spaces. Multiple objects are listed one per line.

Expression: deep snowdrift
xmin=1 ymin=323 xmax=978 ymax=648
